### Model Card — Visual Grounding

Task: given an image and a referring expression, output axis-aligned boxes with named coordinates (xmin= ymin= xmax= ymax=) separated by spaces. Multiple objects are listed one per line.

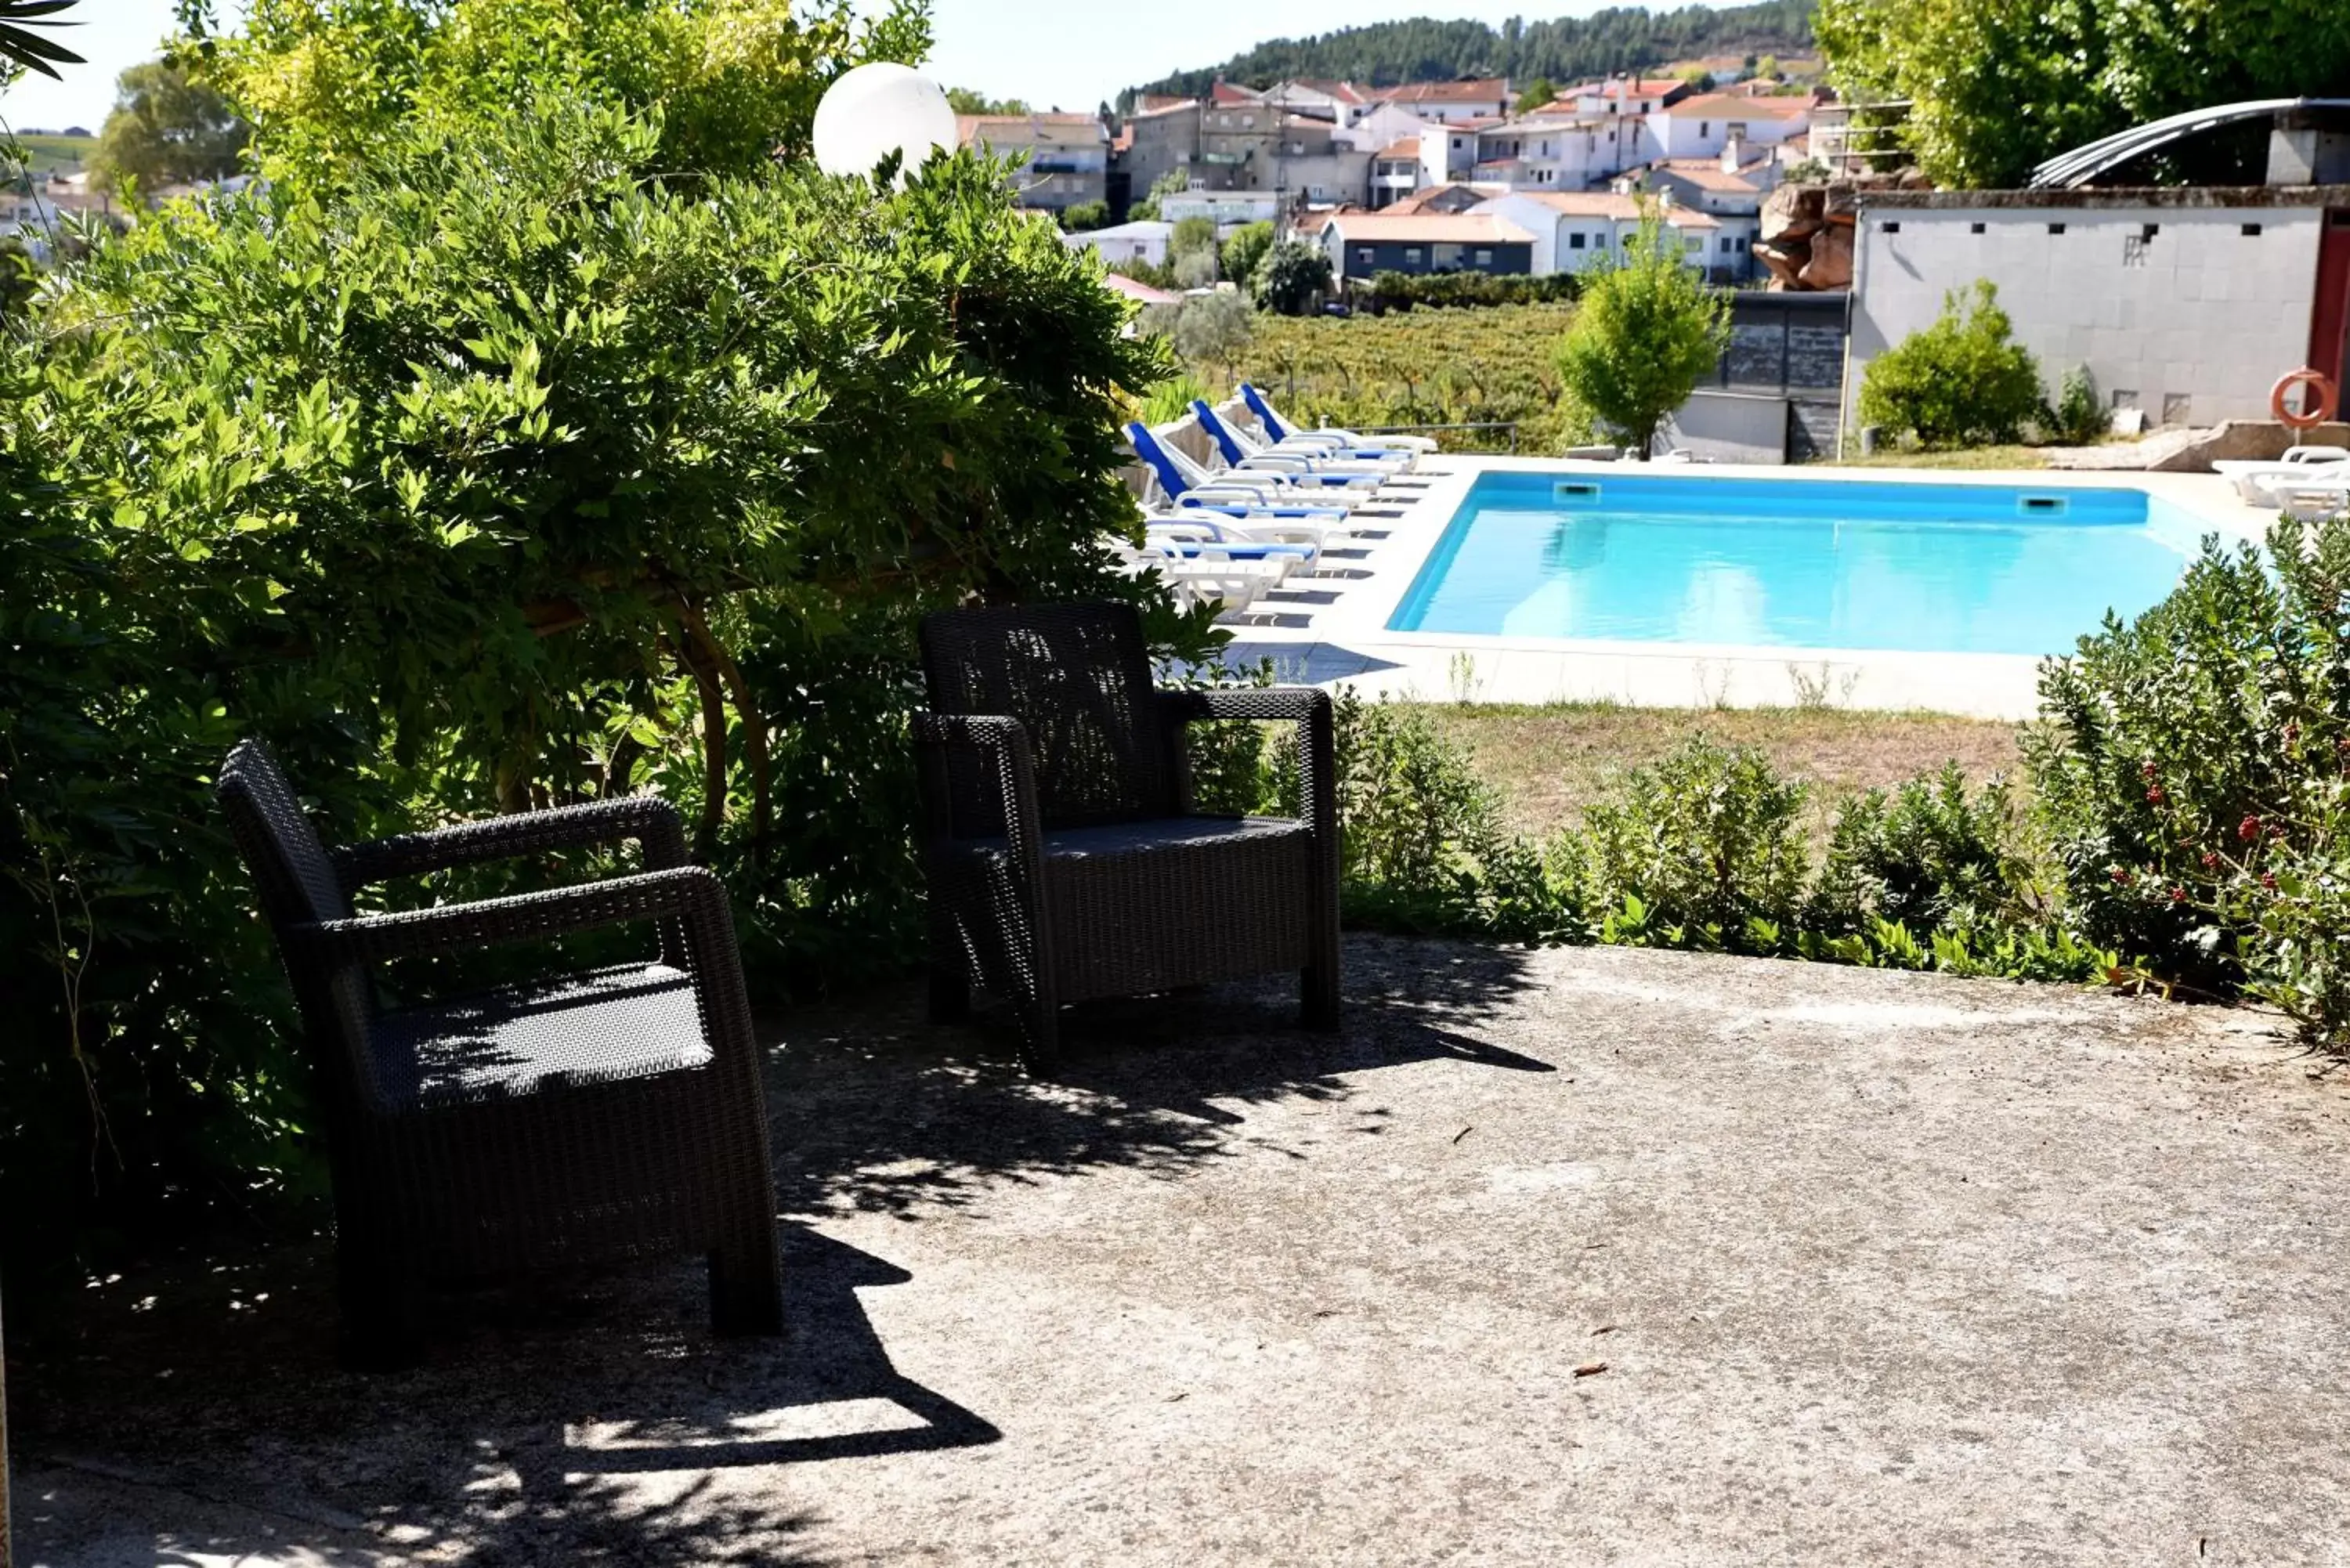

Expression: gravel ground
xmin=18 ymin=936 xmax=2350 ymax=1566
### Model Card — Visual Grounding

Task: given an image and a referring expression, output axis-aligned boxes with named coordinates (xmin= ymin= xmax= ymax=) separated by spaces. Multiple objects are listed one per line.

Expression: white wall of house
xmin=1419 ymin=126 xmax=1477 ymax=189
xmin=1644 ymin=102 xmax=1806 ymax=164
xmin=1063 ymin=221 xmax=1173 ymax=266
xmin=1471 ymin=193 xmax=1721 ymax=277
xmin=1850 ymin=199 xmax=2328 ymax=427
xmin=1340 ymin=103 xmax=1434 ymax=154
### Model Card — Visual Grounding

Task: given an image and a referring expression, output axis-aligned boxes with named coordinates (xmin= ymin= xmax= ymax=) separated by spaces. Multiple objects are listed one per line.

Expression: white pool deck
xmin=1212 ymin=457 xmax=2272 ymax=721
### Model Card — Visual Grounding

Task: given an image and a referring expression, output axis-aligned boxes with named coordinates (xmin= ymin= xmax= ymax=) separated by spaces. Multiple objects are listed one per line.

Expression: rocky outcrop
xmin=1755 ymin=172 xmax=1931 ymax=291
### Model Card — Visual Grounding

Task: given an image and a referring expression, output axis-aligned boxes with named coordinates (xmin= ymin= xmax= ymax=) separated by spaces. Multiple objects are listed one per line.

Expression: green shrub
xmin=2045 ymin=363 xmax=2107 ymax=445
xmin=1858 ymin=280 xmax=2044 ymax=449
xmin=0 ymin=105 xmax=1201 ymax=1263
xmin=1812 ymin=764 xmax=2033 ymax=935
xmin=1061 ymin=199 xmax=1108 ymax=232
xmin=2028 ymin=514 xmax=2350 ymax=1047
xmin=1581 ymin=737 xmax=1810 ymax=952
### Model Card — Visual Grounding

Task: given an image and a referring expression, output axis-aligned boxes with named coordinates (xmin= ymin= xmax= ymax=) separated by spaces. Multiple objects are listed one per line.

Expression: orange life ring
xmin=2271 ymin=368 xmax=2338 ymax=430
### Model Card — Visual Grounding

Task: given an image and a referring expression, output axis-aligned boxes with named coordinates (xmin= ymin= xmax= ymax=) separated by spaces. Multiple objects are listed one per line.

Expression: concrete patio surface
xmin=19 ymin=936 xmax=2350 ymax=1566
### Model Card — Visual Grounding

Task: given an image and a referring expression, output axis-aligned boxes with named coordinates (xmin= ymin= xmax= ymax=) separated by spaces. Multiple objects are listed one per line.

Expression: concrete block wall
xmin=1849 ymin=203 xmax=2326 ymax=427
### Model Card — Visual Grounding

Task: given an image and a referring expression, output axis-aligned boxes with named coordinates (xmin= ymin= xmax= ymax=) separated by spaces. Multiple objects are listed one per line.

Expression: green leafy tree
xmin=204 ymin=0 xmax=934 ymax=182
xmin=1170 ymin=214 xmax=1220 ymax=288
xmin=1060 ymin=198 xmax=1108 ymax=230
xmin=0 ymin=103 xmax=1200 ymax=1261
xmin=1817 ymin=0 xmax=2350 ymax=188
xmin=90 ymin=60 xmax=248 ymax=194
xmin=1219 ymin=219 xmax=1273 ymax=286
xmin=946 ymin=86 xmax=1029 ymax=114
xmin=1169 ymin=214 xmax=1219 ymax=260
xmin=1552 ymin=212 xmax=1729 ymax=457
xmin=1252 ymin=237 xmax=1332 ymax=316
xmin=1513 ymin=75 xmax=1558 ymax=113
xmin=1856 ymin=280 xmax=2043 ymax=449
xmin=1148 ymin=288 xmax=1254 ymax=383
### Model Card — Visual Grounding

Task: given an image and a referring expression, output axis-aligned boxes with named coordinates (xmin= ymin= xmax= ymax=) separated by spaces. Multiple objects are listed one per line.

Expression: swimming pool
xmin=1386 ymin=473 xmax=2212 ymax=656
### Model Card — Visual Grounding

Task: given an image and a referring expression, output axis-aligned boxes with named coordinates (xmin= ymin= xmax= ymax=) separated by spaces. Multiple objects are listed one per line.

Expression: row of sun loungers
xmin=1115 ymin=387 xmax=1438 ymax=616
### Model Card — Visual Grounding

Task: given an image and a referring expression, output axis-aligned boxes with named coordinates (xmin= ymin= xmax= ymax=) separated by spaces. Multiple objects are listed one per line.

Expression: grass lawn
xmin=1813 ymin=446 xmax=2055 ymax=471
xmin=1415 ymin=700 xmax=2026 ymax=840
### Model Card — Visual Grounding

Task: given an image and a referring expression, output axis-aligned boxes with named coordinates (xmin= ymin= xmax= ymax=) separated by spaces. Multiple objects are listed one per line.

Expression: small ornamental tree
xmin=1552 ymin=211 xmax=1729 ymax=457
xmin=1060 ymin=199 xmax=1108 ymax=231
xmin=1857 ymin=280 xmax=2044 ymax=449
xmin=1252 ymin=238 xmax=1332 ymax=316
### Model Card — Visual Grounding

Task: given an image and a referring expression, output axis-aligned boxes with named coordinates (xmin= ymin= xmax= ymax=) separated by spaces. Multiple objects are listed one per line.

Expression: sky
xmin=4 ymin=0 xmax=1620 ymax=132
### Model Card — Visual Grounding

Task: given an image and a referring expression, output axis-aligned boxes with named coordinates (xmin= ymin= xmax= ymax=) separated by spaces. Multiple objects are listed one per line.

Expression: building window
xmin=2242 ymin=222 xmax=2263 ymax=237
xmin=1721 ymin=237 xmax=1736 ymax=253
xmin=1357 ymin=247 xmax=1373 ymax=266
xmin=1683 ymin=235 xmax=1702 ymax=252
xmin=2048 ymin=222 xmax=2066 ymax=234
xmin=1474 ymin=247 xmax=1493 ymax=265
xmin=1240 ymin=115 xmax=1254 ymax=128
xmin=1569 ymin=231 xmax=1587 ymax=249
xmin=1405 ymin=247 xmax=1423 ymax=263
xmin=1882 ymin=221 xmax=1900 ymax=233
xmin=1729 ymin=122 xmax=1748 ymax=139
xmin=1700 ymin=121 xmax=1711 ymax=137
xmin=2123 ymin=233 xmax=2149 ymax=267
xmin=2142 ymin=222 xmax=2160 ymax=240
xmin=1970 ymin=221 xmax=1985 ymax=233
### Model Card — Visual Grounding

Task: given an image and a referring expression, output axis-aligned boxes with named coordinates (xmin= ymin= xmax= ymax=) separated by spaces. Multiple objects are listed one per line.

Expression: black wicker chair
xmin=216 ymin=740 xmax=782 ymax=1366
xmin=915 ymin=602 xmax=1340 ymax=1068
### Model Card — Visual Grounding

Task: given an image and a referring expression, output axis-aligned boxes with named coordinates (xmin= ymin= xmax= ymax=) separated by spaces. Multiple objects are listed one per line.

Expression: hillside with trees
xmin=1133 ymin=2 xmax=1813 ymax=99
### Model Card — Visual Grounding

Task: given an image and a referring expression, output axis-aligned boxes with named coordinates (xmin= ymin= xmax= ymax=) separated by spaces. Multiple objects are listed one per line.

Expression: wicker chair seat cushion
xmin=945 ymin=815 xmax=1314 ymax=1000
xmin=372 ymin=961 xmax=713 ymax=1109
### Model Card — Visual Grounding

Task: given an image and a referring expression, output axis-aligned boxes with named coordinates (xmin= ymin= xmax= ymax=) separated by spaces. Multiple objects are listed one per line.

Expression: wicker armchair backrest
xmin=920 ymin=602 xmax=1177 ymax=832
xmin=217 ymin=739 xmax=380 ymax=1100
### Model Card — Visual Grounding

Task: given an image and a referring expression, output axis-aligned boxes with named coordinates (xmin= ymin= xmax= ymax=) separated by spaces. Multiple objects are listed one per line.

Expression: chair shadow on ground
xmin=16 ymin=1222 xmax=994 ymax=1566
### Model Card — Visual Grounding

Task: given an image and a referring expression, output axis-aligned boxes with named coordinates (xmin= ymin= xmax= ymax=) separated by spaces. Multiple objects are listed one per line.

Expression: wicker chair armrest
xmin=1157 ymin=686 xmax=1329 ymax=726
xmin=291 ymin=866 xmax=725 ymax=966
xmin=912 ymin=711 xmax=1045 ymax=844
xmin=331 ymin=797 xmax=689 ymax=889
xmin=1156 ymin=687 xmax=1337 ymax=840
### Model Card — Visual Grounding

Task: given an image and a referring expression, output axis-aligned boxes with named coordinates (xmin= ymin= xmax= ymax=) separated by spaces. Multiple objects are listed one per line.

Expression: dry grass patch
xmin=1418 ymin=702 xmax=2025 ymax=840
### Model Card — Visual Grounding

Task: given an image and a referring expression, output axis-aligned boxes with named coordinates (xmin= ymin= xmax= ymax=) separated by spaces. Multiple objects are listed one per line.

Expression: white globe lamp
xmin=812 ymin=63 xmax=958 ymax=182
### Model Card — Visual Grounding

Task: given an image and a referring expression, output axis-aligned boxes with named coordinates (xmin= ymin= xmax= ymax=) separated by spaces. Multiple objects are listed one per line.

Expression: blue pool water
xmin=1387 ymin=473 xmax=2210 ymax=655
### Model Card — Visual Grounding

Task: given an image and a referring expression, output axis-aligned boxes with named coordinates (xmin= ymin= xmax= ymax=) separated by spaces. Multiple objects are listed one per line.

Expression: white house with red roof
xmin=1376 ymin=78 xmax=1513 ymax=125
xmin=1469 ymin=190 xmax=1727 ymax=277
xmin=1642 ymin=92 xmax=1811 ymax=162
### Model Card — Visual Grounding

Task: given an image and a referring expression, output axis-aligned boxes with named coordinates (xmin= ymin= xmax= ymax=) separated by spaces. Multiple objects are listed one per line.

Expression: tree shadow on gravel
xmin=768 ymin=932 xmax=1554 ymax=1221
